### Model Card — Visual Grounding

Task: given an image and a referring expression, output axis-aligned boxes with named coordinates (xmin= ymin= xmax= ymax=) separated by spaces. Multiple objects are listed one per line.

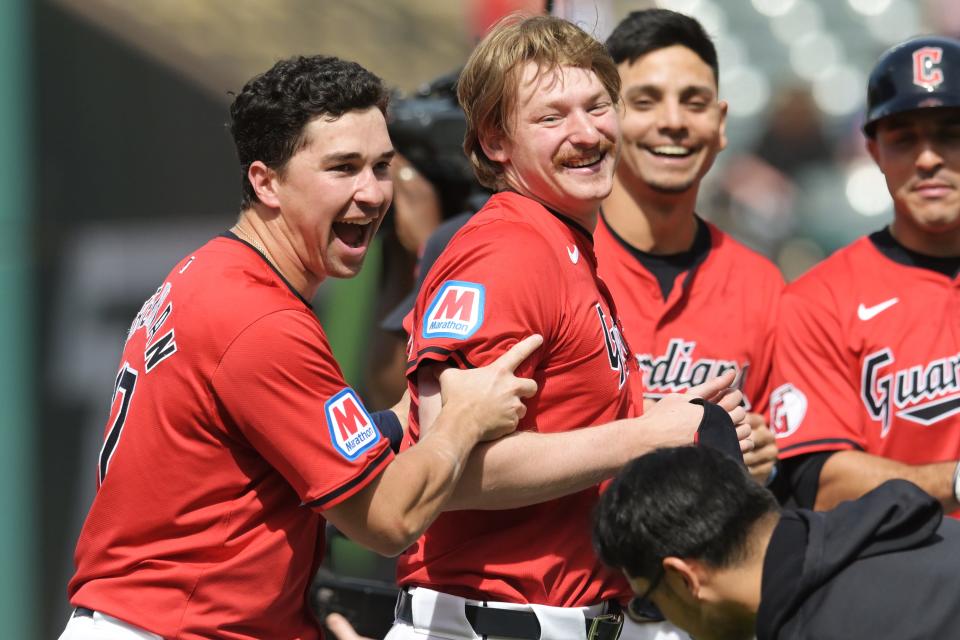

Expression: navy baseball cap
xmin=863 ymin=35 xmax=960 ymax=137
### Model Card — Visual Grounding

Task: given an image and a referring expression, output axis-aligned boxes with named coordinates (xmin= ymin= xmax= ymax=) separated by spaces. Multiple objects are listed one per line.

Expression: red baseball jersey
xmin=594 ymin=214 xmax=784 ymax=416
xmin=770 ymin=232 xmax=960 ymax=468
xmin=397 ymin=191 xmax=643 ymax=606
xmin=68 ymin=235 xmax=393 ymax=640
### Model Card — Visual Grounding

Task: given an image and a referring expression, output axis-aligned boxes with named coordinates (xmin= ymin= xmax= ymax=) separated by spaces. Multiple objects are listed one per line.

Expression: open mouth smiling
xmin=561 ymin=150 xmax=606 ymax=169
xmin=331 ymin=217 xmax=375 ymax=248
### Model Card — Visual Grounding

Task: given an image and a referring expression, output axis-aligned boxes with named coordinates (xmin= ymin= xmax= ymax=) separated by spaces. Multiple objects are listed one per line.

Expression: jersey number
xmin=99 ymin=364 xmax=138 ymax=484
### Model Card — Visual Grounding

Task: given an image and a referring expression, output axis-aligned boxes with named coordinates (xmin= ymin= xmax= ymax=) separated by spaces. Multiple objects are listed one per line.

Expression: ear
xmin=248 ymin=160 xmax=282 ymax=209
xmin=479 ymin=128 xmax=510 ymax=164
xmin=662 ymin=556 xmax=705 ymax=600
xmin=717 ymin=100 xmax=729 ymax=152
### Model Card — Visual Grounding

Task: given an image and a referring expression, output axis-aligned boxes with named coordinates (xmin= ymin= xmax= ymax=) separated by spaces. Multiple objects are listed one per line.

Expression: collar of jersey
xmin=868 ymin=227 xmax=960 ymax=280
xmin=544 ymin=206 xmax=594 ymax=244
xmin=499 ymin=189 xmax=594 ymax=245
xmin=598 ymin=211 xmax=712 ymax=298
xmin=221 ymin=231 xmax=313 ymax=309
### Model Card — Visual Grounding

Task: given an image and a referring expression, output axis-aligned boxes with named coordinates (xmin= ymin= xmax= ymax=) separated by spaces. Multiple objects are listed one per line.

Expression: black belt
xmin=73 ymin=607 xmax=95 ymax=618
xmin=395 ymin=590 xmax=623 ymax=640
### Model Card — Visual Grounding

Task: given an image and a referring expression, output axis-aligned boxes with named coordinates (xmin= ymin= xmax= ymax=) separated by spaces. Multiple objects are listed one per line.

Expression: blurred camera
xmin=387 ymin=70 xmax=487 ymax=217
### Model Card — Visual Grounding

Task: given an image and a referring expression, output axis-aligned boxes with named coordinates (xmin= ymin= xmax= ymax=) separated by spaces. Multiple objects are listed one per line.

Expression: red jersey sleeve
xmin=213 ymin=309 xmax=393 ymax=510
xmin=407 ymin=221 xmax=559 ymax=379
xmin=770 ymin=280 xmax=864 ymax=458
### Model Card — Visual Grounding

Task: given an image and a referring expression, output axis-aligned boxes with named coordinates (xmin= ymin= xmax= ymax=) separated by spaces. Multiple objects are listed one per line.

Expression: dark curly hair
xmin=229 ymin=55 xmax=389 ymax=209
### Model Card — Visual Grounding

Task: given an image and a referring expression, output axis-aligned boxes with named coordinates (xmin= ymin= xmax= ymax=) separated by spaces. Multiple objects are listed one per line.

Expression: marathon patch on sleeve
xmin=325 ymin=388 xmax=381 ymax=461
xmin=422 ymin=281 xmax=485 ymax=340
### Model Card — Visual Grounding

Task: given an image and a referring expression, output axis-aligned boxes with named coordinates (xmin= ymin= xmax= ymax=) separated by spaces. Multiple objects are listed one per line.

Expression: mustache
xmin=554 ymin=139 xmax=616 ymax=165
xmin=911 ymin=175 xmax=958 ymax=189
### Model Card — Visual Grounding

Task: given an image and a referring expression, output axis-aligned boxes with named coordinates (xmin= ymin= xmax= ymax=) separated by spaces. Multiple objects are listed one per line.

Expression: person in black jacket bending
xmin=594 ymin=445 xmax=960 ymax=640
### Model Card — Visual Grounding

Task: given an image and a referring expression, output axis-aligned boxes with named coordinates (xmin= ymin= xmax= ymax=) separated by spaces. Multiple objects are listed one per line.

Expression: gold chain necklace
xmin=231 ymin=224 xmax=279 ymax=272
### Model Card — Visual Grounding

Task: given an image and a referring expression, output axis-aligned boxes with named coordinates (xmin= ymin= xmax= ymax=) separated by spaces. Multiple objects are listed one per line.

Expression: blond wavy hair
xmin=457 ymin=14 xmax=620 ymax=190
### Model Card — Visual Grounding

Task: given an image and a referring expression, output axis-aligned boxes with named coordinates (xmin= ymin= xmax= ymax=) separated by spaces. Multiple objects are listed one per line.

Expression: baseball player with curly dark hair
xmin=59 ymin=54 xmax=541 ymax=640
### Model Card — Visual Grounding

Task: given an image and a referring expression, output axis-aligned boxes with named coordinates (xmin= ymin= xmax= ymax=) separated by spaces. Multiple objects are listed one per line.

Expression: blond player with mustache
xmin=387 ymin=15 xmax=751 ymax=640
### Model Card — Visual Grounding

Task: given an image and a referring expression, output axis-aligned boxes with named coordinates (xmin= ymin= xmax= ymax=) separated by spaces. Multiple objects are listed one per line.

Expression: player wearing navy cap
xmin=771 ymin=35 xmax=960 ymax=515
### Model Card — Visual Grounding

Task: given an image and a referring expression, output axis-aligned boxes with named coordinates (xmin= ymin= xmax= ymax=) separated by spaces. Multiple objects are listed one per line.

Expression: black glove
xmin=690 ymin=398 xmax=744 ymax=465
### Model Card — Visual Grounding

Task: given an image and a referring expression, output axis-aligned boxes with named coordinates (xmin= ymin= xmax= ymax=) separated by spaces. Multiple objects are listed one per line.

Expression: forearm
xmin=326 ymin=404 xmax=479 ymax=556
xmin=331 ymin=335 xmax=542 ymax=554
xmin=375 ymin=409 xmax=478 ymax=535
xmin=815 ymin=450 xmax=959 ymax=511
xmin=418 ymin=357 xmax=715 ymax=511
xmin=447 ymin=415 xmax=691 ymax=510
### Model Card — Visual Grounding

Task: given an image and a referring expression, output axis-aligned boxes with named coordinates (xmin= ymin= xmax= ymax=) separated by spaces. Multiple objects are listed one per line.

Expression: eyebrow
xmin=322 ymin=149 xmax=396 ymax=163
xmin=540 ymin=90 xmax=610 ymax=111
xmin=624 ymin=83 xmax=715 ymax=98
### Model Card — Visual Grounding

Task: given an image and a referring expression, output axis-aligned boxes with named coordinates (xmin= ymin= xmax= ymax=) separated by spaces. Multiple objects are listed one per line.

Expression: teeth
xmin=337 ymin=219 xmax=372 ymax=225
xmin=651 ymin=145 xmax=691 ymax=156
xmin=565 ymin=153 xmax=602 ymax=168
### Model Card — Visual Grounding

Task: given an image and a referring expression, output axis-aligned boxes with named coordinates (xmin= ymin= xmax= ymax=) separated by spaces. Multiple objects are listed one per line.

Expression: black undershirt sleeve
xmin=772 ymin=451 xmax=837 ymax=508
xmin=370 ymin=409 xmax=403 ymax=453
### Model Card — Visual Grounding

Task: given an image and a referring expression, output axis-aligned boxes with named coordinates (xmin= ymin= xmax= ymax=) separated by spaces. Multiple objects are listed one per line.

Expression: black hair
xmin=593 ymin=446 xmax=778 ymax=581
xmin=228 ymin=55 xmax=389 ymax=209
xmin=605 ymin=9 xmax=719 ymax=85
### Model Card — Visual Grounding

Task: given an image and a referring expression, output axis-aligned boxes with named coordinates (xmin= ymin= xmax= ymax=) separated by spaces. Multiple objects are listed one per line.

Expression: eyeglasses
xmin=635 ymin=566 xmax=664 ymax=603
xmin=626 ymin=565 xmax=665 ymax=623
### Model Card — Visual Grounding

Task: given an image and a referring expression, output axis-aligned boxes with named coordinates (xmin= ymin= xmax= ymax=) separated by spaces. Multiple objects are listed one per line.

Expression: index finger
xmin=751 ymin=424 xmax=777 ymax=448
xmin=496 ymin=334 xmax=544 ymax=372
xmin=688 ymin=369 xmax=736 ymax=400
xmin=744 ymin=411 xmax=766 ymax=429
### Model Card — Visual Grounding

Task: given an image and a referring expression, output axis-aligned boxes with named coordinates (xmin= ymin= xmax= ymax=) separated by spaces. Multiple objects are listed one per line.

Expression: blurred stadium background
xmin=4 ymin=0 xmax=955 ymax=636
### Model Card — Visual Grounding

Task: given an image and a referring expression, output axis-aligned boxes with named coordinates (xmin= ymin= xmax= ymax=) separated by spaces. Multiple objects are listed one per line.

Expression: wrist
xmin=433 ymin=400 xmax=484 ymax=444
xmin=626 ymin=415 xmax=686 ymax=457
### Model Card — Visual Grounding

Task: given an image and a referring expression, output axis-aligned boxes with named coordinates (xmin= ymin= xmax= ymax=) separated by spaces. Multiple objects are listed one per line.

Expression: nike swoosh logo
xmin=857 ymin=297 xmax=899 ymax=321
xmin=567 ymin=245 xmax=579 ymax=264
